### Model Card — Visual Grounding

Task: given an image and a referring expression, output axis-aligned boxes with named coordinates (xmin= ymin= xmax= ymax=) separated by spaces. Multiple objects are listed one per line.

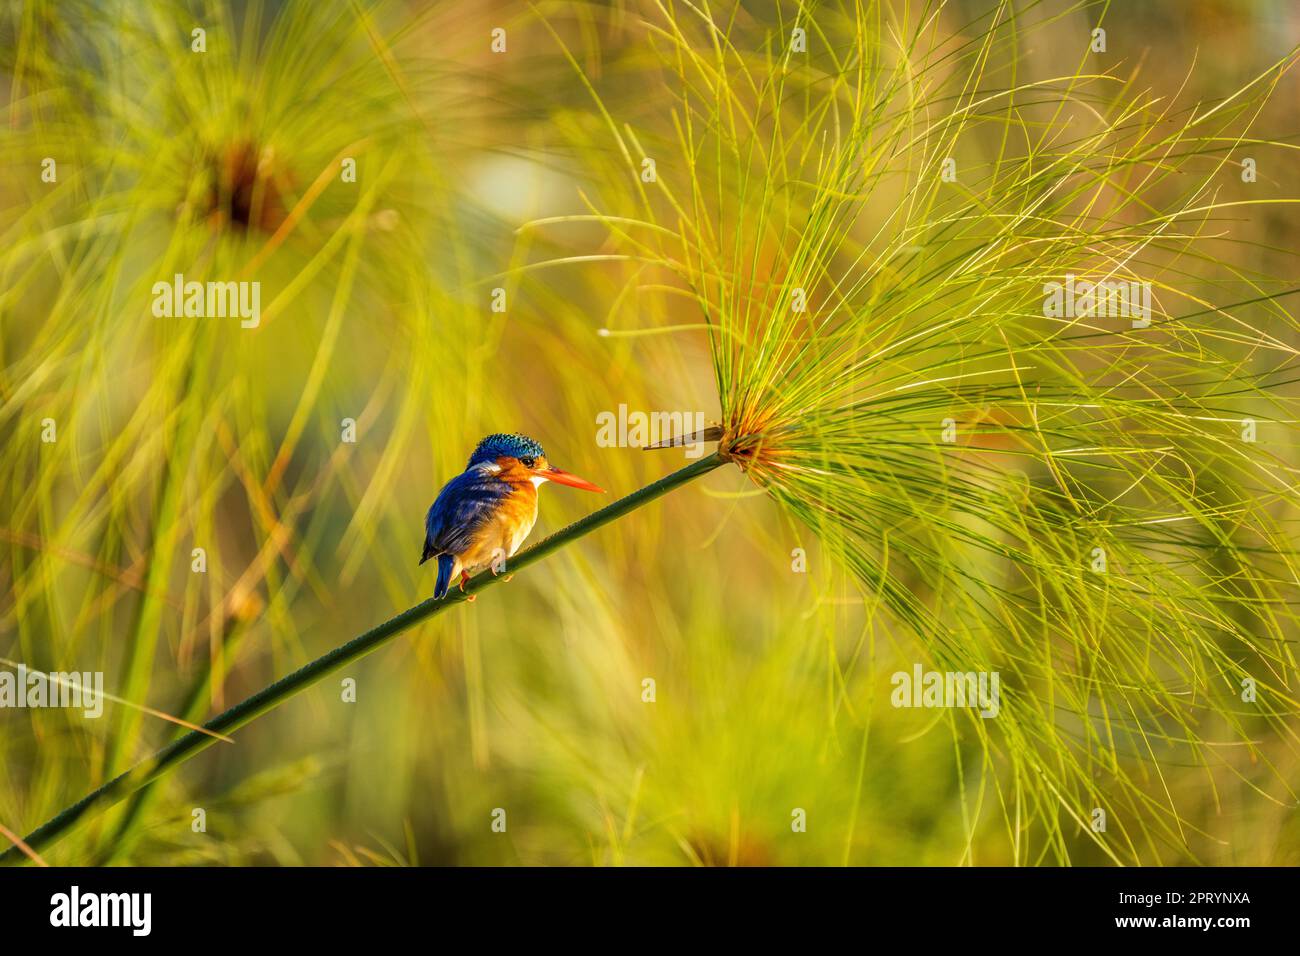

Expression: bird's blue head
xmin=468 ymin=433 xmax=546 ymax=468
xmin=464 ymin=432 xmax=605 ymax=492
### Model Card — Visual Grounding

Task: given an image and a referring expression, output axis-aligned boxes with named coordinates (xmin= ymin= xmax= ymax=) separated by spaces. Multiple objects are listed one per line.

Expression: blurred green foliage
xmin=1 ymin=0 xmax=1298 ymax=866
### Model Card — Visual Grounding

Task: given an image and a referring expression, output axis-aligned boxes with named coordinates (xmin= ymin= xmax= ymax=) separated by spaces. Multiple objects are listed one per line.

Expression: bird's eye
xmin=520 ymin=457 xmax=535 ymax=469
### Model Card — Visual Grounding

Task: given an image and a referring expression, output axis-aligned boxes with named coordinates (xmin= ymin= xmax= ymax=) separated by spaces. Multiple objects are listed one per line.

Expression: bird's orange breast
xmin=495 ymin=479 xmax=539 ymax=529
xmin=459 ymin=478 xmax=538 ymax=570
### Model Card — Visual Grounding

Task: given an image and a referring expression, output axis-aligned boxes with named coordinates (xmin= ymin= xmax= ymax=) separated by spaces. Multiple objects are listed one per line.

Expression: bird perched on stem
xmin=421 ymin=433 xmax=605 ymax=599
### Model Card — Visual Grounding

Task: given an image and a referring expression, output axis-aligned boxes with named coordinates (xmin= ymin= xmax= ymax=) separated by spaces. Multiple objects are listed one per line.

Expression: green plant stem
xmin=1 ymin=451 xmax=725 ymax=865
xmin=95 ymin=610 xmax=258 ymax=865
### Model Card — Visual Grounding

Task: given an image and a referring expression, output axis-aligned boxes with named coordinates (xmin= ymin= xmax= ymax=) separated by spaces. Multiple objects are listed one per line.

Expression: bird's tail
xmin=433 ymin=554 xmax=456 ymax=600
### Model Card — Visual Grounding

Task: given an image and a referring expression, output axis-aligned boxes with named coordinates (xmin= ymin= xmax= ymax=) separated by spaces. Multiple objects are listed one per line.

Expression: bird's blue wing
xmin=420 ymin=467 xmax=510 ymax=564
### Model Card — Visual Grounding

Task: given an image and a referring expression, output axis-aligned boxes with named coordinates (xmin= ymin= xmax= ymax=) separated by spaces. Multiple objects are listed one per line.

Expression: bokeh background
xmin=1 ymin=0 xmax=1298 ymax=866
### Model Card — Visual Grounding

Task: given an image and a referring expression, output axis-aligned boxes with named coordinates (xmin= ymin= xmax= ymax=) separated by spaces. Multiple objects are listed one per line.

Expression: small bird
xmin=421 ymin=433 xmax=605 ymax=599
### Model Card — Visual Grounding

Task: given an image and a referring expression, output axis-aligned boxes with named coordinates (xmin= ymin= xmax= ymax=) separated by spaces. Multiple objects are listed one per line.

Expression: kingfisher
xmin=421 ymin=433 xmax=605 ymax=599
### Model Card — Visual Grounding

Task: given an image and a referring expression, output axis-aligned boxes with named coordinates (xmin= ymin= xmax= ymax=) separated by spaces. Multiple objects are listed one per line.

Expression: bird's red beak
xmin=540 ymin=467 xmax=605 ymax=493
